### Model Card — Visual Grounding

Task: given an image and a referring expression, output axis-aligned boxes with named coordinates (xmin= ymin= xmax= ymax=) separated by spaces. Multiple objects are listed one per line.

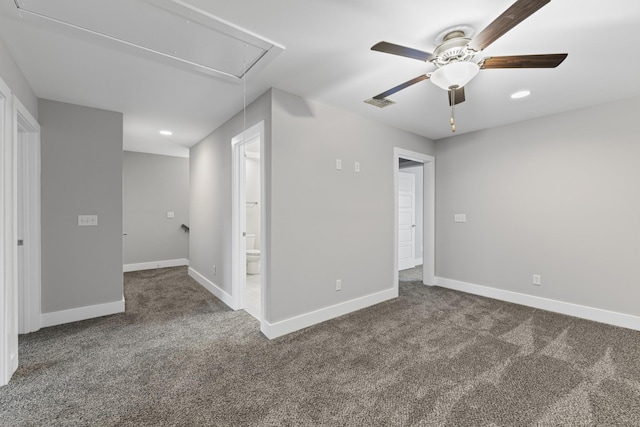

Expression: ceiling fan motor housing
xmin=433 ymin=32 xmax=475 ymax=67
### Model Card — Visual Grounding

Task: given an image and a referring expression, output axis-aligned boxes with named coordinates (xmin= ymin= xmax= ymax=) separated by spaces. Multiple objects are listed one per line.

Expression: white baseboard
xmin=41 ymin=298 xmax=125 ymax=328
xmin=261 ymin=287 xmax=398 ymax=339
xmin=188 ymin=267 xmax=237 ymax=309
xmin=434 ymin=276 xmax=640 ymax=332
xmin=124 ymin=258 xmax=189 ymax=272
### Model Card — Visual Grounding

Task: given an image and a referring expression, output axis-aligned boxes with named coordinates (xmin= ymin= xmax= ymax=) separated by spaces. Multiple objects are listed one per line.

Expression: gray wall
xmin=268 ymin=89 xmax=434 ymax=322
xmin=189 ymin=87 xmax=435 ymax=325
xmin=123 ymin=151 xmax=189 ymax=264
xmin=435 ymin=95 xmax=640 ymax=317
xmin=39 ymin=99 xmax=123 ymax=313
xmin=0 ymin=38 xmax=37 ymax=119
xmin=189 ymin=89 xmax=272 ymax=297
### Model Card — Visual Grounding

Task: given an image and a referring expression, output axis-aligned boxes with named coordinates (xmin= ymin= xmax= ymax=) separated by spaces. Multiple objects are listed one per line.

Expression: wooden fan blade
xmin=371 ymin=41 xmax=434 ymax=62
xmin=480 ymin=53 xmax=568 ymax=69
xmin=373 ymin=75 xmax=430 ymax=100
xmin=448 ymin=87 xmax=466 ymax=106
xmin=468 ymin=0 xmax=551 ymax=52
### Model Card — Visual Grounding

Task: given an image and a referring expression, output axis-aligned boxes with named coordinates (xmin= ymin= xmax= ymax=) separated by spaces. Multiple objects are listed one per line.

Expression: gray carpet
xmin=399 ymin=265 xmax=423 ymax=282
xmin=1 ymin=267 xmax=640 ymax=426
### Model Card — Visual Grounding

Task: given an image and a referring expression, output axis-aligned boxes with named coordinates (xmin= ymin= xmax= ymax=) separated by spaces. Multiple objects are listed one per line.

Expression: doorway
xmin=1 ymin=85 xmax=41 ymax=386
xmin=231 ymin=121 xmax=265 ymax=322
xmin=393 ymin=148 xmax=435 ymax=289
xmin=15 ymin=98 xmax=41 ymax=335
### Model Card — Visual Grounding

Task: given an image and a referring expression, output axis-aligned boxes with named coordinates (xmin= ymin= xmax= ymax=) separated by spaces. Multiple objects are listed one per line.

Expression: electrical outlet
xmin=213 ymin=265 xmax=217 ymax=276
xmin=533 ymin=274 xmax=541 ymax=286
xmin=355 ymin=162 xmax=360 ymax=173
xmin=336 ymin=279 xmax=342 ymax=291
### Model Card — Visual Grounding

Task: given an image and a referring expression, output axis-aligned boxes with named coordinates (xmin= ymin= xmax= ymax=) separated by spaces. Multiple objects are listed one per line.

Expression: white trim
xmin=13 ymin=96 xmax=41 ymax=335
xmin=258 ymin=124 xmax=268 ymax=330
xmin=434 ymin=276 xmax=640 ymax=331
xmin=414 ymin=258 xmax=423 ymax=265
xmin=245 ymin=151 xmax=260 ymax=160
xmin=0 ymin=76 xmax=14 ymax=386
xmin=261 ymin=287 xmax=398 ymax=339
xmin=40 ymin=298 xmax=125 ymax=328
xmin=188 ymin=267 xmax=237 ymax=309
xmin=231 ymin=129 xmax=247 ymax=310
xmin=124 ymin=258 xmax=189 ymax=272
xmin=393 ymin=148 xmax=435 ymax=290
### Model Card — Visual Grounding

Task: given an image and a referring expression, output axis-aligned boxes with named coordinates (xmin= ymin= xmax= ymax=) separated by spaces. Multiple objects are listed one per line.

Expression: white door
xmin=17 ymin=136 xmax=25 ymax=333
xmin=398 ymin=172 xmax=416 ymax=270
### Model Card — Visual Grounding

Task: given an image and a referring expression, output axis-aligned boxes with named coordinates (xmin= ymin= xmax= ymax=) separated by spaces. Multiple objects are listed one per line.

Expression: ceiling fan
xmin=367 ymin=0 xmax=567 ymax=132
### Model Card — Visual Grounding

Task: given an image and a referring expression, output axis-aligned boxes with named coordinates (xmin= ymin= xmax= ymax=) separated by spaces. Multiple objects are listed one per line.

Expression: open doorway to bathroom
xmin=231 ymin=121 xmax=265 ymax=322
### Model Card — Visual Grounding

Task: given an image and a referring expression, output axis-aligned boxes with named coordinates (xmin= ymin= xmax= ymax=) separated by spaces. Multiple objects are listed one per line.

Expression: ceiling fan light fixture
xmin=430 ymin=61 xmax=479 ymax=91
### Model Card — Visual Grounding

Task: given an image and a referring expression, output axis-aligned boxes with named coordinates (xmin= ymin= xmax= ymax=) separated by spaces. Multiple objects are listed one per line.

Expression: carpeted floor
xmin=399 ymin=264 xmax=423 ymax=282
xmin=1 ymin=267 xmax=640 ymax=426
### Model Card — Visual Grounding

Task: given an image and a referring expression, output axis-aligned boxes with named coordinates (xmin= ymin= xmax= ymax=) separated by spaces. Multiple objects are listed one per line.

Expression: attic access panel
xmin=14 ymin=0 xmax=284 ymax=80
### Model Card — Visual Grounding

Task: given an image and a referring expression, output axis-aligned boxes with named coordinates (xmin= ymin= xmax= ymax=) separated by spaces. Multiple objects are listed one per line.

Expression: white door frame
xmin=231 ymin=121 xmax=266 ymax=321
xmin=393 ymin=148 xmax=435 ymax=289
xmin=14 ymin=96 xmax=41 ymax=335
xmin=1 ymin=80 xmax=41 ymax=386
xmin=0 ymin=76 xmax=14 ymax=386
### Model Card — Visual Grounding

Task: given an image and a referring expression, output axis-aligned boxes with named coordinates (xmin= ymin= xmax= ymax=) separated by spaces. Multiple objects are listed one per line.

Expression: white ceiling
xmin=1 ymin=0 xmax=640 ymax=157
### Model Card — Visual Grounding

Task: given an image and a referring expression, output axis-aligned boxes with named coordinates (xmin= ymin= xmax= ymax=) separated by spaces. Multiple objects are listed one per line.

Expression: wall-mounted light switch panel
xmin=336 ymin=159 xmax=342 ymax=170
xmin=454 ymin=214 xmax=467 ymax=223
xmin=167 ymin=211 xmax=175 ymax=218
xmin=78 ymin=215 xmax=98 ymax=226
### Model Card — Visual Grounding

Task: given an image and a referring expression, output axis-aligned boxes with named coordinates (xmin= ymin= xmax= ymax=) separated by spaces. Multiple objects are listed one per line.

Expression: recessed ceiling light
xmin=160 ymin=130 xmax=173 ymax=136
xmin=511 ymin=90 xmax=531 ymax=99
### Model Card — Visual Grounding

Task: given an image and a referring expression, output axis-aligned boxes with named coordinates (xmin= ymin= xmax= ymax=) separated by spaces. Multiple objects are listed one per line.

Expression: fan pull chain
xmin=450 ymin=88 xmax=456 ymax=133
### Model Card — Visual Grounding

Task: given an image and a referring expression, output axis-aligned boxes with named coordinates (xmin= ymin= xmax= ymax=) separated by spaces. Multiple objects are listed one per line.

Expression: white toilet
xmin=245 ymin=234 xmax=261 ymax=275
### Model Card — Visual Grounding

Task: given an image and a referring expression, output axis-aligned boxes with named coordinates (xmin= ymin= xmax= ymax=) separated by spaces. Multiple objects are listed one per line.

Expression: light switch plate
xmin=78 ymin=215 xmax=98 ymax=226
xmin=454 ymin=214 xmax=467 ymax=223
xmin=167 ymin=211 xmax=175 ymax=218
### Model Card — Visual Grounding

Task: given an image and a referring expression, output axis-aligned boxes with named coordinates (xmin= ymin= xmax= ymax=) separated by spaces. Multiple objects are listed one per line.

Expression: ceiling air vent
xmin=364 ymin=98 xmax=396 ymax=108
